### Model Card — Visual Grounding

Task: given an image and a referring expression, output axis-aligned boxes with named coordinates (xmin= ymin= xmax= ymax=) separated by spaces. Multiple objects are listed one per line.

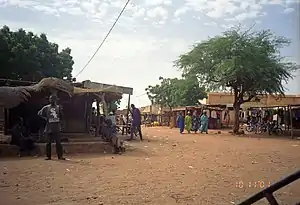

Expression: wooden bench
xmin=117 ymin=124 xmax=131 ymax=135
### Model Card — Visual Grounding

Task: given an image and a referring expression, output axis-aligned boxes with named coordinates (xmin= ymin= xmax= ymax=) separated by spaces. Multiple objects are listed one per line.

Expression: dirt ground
xmin=0 ymin=127 xmax=300 ymax=205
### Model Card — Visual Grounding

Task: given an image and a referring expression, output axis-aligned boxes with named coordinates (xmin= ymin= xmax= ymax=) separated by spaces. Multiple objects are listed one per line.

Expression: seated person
xmin=103 ymin=117 xmax=125 ymax=154
xmin=101 ymin=117 xmax=114 ymax=141
xmin=107 ymin=111 xmax=117 ymax=126
xmin=10 ymin=117 xmax=40 ymax=157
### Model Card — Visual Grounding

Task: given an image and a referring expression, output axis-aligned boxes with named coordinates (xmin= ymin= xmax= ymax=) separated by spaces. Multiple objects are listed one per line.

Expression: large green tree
xmin=108 ymin=99 xmax=121 ymax=113
xmin=0 ymin=25 xmax=74 ymax=82
xmin=175 ymin=27 xmax=298 ymax=134
xmin=145 ymin=76 xmax=207 ymax=110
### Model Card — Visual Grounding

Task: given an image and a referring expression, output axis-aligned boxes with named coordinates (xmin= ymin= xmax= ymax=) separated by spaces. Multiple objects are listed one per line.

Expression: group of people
xmin=176 ymin=110 xmax=209 ymax=134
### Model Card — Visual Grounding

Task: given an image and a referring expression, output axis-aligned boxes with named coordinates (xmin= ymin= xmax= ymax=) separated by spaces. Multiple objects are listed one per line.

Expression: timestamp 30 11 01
xmin=235 ymin=180 xmax=272 ymax=189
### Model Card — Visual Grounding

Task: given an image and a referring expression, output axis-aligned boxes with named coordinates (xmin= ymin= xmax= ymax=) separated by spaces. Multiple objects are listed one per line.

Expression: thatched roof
xmin=0 ymin=78 xmax=73 ymax=108
xmin=73 ymin=86 xmax=122 ymax=102
xmin=0 ymin=77 xmax=122 ymax=109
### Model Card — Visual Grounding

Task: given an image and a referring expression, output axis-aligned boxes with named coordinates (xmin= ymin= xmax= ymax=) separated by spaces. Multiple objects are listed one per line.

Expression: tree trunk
xmin=233 ymin=103 xmax=241 ymax=134
xmin=168 ymin=106 xmax=172 ymax=127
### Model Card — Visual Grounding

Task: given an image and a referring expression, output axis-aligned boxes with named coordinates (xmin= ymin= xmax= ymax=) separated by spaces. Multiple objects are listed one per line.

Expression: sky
xmin=0 ymin=0 xmax=299 ymax=109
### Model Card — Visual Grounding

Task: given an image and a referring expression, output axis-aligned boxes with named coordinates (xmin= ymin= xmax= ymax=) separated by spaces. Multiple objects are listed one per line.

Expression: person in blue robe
xmin=176 ymin=112 xmax=184 ymax=134
xmin=199 ymin=111 xmax=209 ymax=134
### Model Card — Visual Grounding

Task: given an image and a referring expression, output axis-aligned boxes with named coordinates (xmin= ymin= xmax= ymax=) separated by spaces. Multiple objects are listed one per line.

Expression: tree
xmin=175 ymin=27 xmax=298 ymax=134
xmin=145 ymin=76 xmax=206 ymax=110
xmin=0 ymin=25 xmax=74 ymax=82
xmin=145 ymin=77 xmax=176 ymax=110
xmin=108 ymin=99 xmax=121 ymax=113
xmin=172 ymin=76 xmax=207 ymax=107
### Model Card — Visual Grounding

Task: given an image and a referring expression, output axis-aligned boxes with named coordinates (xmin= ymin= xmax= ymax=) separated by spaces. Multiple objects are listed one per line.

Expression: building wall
xmin=207 ymin=92 xmax=300 ymax=107
xmin=62 ymin=96 xmax=89 ymax=133
xmin=140 ymin=104 xmax=170 ymax=115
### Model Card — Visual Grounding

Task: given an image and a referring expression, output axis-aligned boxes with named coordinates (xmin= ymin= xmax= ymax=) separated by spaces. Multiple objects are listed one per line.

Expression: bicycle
xmin=268 ymin=123 xmax=283 ymax=136
xmin=255 ymin=122 xmax=270 ymax=134
xmin=246 ymin=122 xmax=261 ymax=133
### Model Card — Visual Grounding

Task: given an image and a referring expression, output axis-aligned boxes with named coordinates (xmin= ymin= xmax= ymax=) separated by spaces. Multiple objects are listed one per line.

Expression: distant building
xmin=205 ymin=92 xmax=300 ymax=108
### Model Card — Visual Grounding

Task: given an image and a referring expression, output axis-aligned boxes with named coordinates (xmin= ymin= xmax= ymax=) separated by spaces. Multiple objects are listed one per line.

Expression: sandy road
xmin=0 ymin=127 xmax=300 ymax=205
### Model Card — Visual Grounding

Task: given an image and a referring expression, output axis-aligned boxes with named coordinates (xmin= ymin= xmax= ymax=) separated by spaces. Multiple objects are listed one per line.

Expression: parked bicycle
xmin=246 ymin=122 xmax=261 ymax=133
xmin=268 ymin=122 xmax=284 ymax=136
xmin=247 ymin=121 xmax=284 ymax=136
xmin=255 ymin=122 xmax=269 ymax=134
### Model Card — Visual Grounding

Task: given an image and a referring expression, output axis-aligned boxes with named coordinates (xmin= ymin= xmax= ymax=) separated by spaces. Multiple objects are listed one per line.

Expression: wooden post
xmin=276 ymin=106 xmax=279 ymax=128
xmin=100 ymin=93 xmax=108 ymax=117
xmin=4 ymin=108 xmax=9 ymax=135
xmin=284 ymin=107 xmax=287 ymax=131
xmin=289 ymin=105 xmax=294 ymax=139
xmin=96 ymin=100 xmax=100 ymax=137
xmin=126 ymin=94 xmax=131 ymax=135
xmin=86 ymin=99 xmax=93 ymax=134
xmin=287 ymin=106 xmax=290 ymax=131
xmin=84 ymin=98 xmax=88 ymax=133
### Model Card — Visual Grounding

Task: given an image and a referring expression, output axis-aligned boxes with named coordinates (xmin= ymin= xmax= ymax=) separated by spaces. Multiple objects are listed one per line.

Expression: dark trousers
xmin=130 ymin=124 xmax=142 ymax=140
xmin=46 ymin=132 xmax=63 ymax=159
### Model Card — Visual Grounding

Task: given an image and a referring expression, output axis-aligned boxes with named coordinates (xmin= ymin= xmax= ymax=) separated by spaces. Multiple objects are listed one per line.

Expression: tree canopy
xmin=0 ymin=25 xmax=74 ymax=82
xmin=108 ymin=99 xmax=121 ymax=113
xmin=175 ymin=26 xmax=298 ymax=133
xmin=145 ymin=76 xmax=207 ymax=109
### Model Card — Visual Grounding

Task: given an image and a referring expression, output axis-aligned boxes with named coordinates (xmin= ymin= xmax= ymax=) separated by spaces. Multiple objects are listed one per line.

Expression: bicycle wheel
xmin=275 ymin=128 xmax=283 ymax=135
xmin=246 ymin=126 xmax=253 ymax=132
xmin=256 ymin=126 xmax=263 ymax=134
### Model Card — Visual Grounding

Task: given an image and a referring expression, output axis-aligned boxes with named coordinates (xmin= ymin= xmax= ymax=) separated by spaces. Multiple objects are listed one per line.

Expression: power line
xmin=135 ymin=93 xmax=147 ymax=98
xmin=74 ymin=0 xmax=131 ymax=78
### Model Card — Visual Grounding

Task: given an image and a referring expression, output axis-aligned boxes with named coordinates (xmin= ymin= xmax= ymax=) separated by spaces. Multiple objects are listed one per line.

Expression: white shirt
xmin=211 ymin=111 xmax=217 ymax=118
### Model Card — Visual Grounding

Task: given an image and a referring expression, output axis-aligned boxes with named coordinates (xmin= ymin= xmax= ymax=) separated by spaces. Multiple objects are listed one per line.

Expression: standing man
xmin=38 ymin=95 xmax=65 ymax=160
xmin=130 ymin=104 xmax=142 ymax=140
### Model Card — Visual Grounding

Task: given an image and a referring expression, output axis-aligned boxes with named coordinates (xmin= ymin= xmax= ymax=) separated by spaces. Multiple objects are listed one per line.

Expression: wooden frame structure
xmin=246 ymin=104 xmax=300 ymax=138
xmin=81 ymin=80 xmax=133 ymax=135
xmin=0 ymin=78 xmax=133 ymax=137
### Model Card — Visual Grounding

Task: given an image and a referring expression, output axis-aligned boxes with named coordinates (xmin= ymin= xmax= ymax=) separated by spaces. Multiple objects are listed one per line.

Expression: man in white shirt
xmin=273 ymin=114 xmax=278 ymax=121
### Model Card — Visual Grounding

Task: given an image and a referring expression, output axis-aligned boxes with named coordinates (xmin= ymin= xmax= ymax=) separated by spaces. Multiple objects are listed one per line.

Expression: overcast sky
xmin=0 ymin=0 xmax=299 ymax=108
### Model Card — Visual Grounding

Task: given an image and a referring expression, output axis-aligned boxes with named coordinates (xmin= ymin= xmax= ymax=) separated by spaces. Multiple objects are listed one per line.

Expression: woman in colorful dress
xmin=199 ymin=111 xmax=209 ymax=134
xmin=192 ymin=111 xmax=199 ymax=133
xmin=185 ymin=111 xmax=192 ymax=134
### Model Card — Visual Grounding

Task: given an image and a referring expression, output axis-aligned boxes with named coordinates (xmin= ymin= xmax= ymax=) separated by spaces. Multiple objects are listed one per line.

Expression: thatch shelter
xmin=0 ymin=78 xmax=73 ymax=109
xmin=0 ymin=78 xmax=129 ymax=136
